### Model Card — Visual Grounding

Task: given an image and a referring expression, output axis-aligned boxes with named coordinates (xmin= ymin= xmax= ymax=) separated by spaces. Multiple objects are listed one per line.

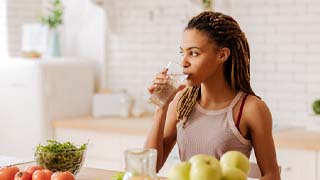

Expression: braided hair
xmin=177 ymin=11 xmax=256 ymax=127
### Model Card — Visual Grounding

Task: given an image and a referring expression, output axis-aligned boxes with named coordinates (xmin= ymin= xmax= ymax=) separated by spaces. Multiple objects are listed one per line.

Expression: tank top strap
xmin=228 ymin=91 xmax=244 ymax=109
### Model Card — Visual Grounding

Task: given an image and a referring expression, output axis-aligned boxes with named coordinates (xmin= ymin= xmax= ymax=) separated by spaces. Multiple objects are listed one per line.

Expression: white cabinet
xmin=54 ymin=128 xmax=146 ymax=171
xmin=0 ymin=58 xmax=95 ymax=159
xmin=318 ymin=153 xmax=320 ymax=180
xmin=249 ymin=149 xmax=317 ymax=180
xmin=277 ymin=149 xmax=317 ymax=180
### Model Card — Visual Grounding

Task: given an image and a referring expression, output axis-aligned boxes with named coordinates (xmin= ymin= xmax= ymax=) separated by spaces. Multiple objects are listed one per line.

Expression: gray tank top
xmin=176 ymin=91 xmax=252 ymax=161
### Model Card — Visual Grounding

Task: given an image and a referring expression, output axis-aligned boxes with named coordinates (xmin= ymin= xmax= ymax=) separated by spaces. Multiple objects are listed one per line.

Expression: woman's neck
xmin=199 ymin=71 xmax=237 ymax=110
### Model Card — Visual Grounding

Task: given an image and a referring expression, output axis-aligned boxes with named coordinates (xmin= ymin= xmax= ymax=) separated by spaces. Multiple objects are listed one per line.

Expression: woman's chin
xmin=185 ymin=80 xmax=200 ymax=87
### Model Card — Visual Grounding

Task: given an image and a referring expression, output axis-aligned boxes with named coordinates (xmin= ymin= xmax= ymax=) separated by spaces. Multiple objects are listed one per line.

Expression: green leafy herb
xmin=111 ymin=172 xmax=125 ymax=180
xmin=41 ymin=0 xmax=64 ymax=29
xmin=35 ymin=140 xmax=87 ymax=174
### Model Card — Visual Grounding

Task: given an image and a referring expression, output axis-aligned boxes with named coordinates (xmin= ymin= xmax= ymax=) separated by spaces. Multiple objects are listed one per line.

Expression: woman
xmin=145 ymin=11 xmax=280 ymax=180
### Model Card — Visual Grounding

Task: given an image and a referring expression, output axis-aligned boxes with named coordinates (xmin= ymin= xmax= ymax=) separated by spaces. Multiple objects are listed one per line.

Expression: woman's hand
xmin=148 ymin=68 xmax=169 ymax=94
xmin=148 ymin=68 xmax=186 ymax=107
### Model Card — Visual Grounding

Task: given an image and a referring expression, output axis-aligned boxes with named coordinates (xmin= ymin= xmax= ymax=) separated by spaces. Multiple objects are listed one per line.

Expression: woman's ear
xmin=217 ymin=47 xmax=230 ymax=63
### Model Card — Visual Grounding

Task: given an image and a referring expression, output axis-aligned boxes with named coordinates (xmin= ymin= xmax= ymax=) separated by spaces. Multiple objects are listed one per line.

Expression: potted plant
xmin=313 ymin=99 xmax=320 ymax=115
xmin=41 ymin=0 xmax=64 ymax=57
xmin=202 ymin=0 xmax=213 ymax=11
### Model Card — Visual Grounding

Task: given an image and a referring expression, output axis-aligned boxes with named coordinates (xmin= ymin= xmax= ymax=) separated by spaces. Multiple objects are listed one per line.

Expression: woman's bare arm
xmin=244 ymin=97 xmax=281 ymax=180
xmin=144 ymin=89 xmax=184 ymax=172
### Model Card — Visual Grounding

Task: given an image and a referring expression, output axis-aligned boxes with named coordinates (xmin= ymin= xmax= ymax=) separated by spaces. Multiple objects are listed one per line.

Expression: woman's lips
xmin=185 ymin=73 xmax=191 ymax=80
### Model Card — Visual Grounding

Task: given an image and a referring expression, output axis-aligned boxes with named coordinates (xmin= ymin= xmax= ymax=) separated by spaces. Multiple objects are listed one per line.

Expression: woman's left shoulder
xmin=245 ymin=94 xmax=270 ymax=111
xmin=243 ymin=94 xmax=272 ymax=125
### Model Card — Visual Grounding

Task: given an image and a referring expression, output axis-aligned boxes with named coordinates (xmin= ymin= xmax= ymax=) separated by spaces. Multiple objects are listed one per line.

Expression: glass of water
xmin=149 ymin=61 xmax=187 ymax=107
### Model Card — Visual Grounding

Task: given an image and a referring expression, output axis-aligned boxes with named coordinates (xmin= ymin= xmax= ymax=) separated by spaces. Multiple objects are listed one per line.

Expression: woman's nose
xmin=181 ymin=56 xmax=190 ymax=68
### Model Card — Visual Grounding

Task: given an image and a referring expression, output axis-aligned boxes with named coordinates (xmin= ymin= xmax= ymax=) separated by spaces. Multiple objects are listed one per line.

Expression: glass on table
xmin=122 ymin=148 xmax=158 ymax=180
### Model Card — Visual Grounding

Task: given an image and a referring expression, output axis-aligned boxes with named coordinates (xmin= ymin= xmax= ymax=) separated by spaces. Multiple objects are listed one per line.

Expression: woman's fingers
xmin=148 ymin=69 xmax=169 ymax=94
xmin=155 ymin=72 xmax=169 ymax=79
xmin=148 ymin=85 xmax=156 ymax=94
xmin=152 ymin=78 xmax=168 ymax=84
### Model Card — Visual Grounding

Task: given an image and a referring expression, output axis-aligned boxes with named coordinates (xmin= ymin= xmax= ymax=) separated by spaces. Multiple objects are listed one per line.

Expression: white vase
xmin=47 ymin=29 xmax=61 ymax=57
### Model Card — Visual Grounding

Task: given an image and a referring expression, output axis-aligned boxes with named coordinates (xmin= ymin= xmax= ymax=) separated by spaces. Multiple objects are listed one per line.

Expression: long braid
xmin=176 ymin=11 xmax=255 ymax=126
xmin=177 ymin=86 xmax=200 ymax=128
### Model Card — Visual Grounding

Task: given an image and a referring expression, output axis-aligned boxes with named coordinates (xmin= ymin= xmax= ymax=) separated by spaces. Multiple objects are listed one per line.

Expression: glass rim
xmin=124 ymin=148 xmax=157 ymax=156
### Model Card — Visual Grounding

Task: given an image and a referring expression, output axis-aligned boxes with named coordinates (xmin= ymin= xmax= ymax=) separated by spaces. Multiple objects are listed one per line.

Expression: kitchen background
xmin=0 ymin=0 xmax=320 ymax=179
xmin=2 ymin=0 xmax=320 ymax=125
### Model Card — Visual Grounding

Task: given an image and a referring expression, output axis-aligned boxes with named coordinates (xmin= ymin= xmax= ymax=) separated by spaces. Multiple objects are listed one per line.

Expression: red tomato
xmin=14 ymin=171 xmax=32 ymax=180
xmin=0 ymin=166 xmax=20 ymax=180
xmin=51 ymin=172 xmax=75 ymax=180
xmin=32 ymin=169 xmax=53 ymax=180
xmin=24 ymin=166 xmax=43 ymax=176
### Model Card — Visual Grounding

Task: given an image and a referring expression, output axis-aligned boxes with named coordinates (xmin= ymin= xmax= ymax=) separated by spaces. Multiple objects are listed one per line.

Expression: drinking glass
xmin=122 ymin=148 xmax=158 ymax=180
xmin=149 ymin=61 xmax=187 ymax=107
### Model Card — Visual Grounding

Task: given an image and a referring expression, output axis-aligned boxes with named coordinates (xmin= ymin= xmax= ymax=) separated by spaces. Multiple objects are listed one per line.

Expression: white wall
xmin=100 ymin=0 xmax=203 ymax=93
xmin=215 ymin=0 xmax=320 ymax=124
xmin=0 ymin=0 xmax=7 ymax=58
xmin=60 ymin=0 xmax=106 ymax=89
xmin=6 ymin=0 xmax=42 ymax=56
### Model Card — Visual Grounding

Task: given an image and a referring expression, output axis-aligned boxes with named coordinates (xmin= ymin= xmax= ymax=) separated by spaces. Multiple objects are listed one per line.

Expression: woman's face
xmin=180 ymin=29 xmax=223 ymax=86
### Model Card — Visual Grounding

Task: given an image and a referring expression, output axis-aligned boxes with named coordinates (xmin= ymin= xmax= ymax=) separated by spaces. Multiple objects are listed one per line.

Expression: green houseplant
xmin=41 ymin=0 xmax=63 ymax=29
xmin=41 ymin=0 xmax=64 ymax=57
xmin=202 ymin=0 xmax=213 ymax=11
xmin=313 ymin=99 xmax=320 ymax=115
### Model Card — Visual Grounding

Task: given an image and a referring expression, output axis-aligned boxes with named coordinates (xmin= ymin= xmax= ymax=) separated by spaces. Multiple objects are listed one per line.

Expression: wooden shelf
xmin=273 ymin=127 xmax=320 ymax=151
xmin=52 ymin=116 xmax=154 ymax=136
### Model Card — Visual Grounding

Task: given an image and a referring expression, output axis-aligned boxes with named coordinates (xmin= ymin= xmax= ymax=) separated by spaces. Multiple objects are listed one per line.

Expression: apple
xmin=189 ymin=154 xmax=222 ymax=180
xmin=168 ymin=162 xmax=191 ymax=180
xmin=220 ymin=151 xmax=250 ymax=175
xmin=189 ymin=154 xmax=220 ymax=166
xmin=168 ymin=154 xmax=222 ymax=180
xmin=221 ymin=167 xmax=247 ymax=180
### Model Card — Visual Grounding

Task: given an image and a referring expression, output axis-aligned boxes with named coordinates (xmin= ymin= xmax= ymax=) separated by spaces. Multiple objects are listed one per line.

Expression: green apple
xmin=220 ymin=151 xmax=250 ymax=175
xmin=189 ymin=154 xmax=222 ymax=180
xmin=168 ymin=161 xmax=191 ymax=180
xmin=189 ymin=154 xmax=220 ymax=166
xmin=221 ymin=167 xmax=247 ymax=180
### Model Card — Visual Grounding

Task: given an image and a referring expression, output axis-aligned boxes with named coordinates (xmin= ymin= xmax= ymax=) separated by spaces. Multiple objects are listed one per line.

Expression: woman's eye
xmin=190 ymin=51 xmax=199 ymax=57
xmin=179 ymin=51 xmax=184 ymax=56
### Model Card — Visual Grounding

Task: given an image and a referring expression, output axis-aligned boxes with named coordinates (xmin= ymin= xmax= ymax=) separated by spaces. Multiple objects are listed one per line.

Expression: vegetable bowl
xmin=34 ymin=140 xmax=87 ymax=175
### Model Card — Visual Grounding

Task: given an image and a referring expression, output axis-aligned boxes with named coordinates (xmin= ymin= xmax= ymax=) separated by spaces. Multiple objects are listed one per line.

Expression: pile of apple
xmin=0 ymin=165 xmax=75 ymax=180
xmin=169 ymin=151 xmax=250 ymax=180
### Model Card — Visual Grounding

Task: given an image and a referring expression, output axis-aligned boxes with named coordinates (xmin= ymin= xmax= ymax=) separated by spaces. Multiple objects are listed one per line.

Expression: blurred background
xmin=0 ymin=0 xmax=320 ymax=179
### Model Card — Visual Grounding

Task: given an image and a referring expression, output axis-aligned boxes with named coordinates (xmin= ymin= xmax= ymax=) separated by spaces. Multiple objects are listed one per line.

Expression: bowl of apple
xmin=168 ymin=151 xmax=250 ymax=180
